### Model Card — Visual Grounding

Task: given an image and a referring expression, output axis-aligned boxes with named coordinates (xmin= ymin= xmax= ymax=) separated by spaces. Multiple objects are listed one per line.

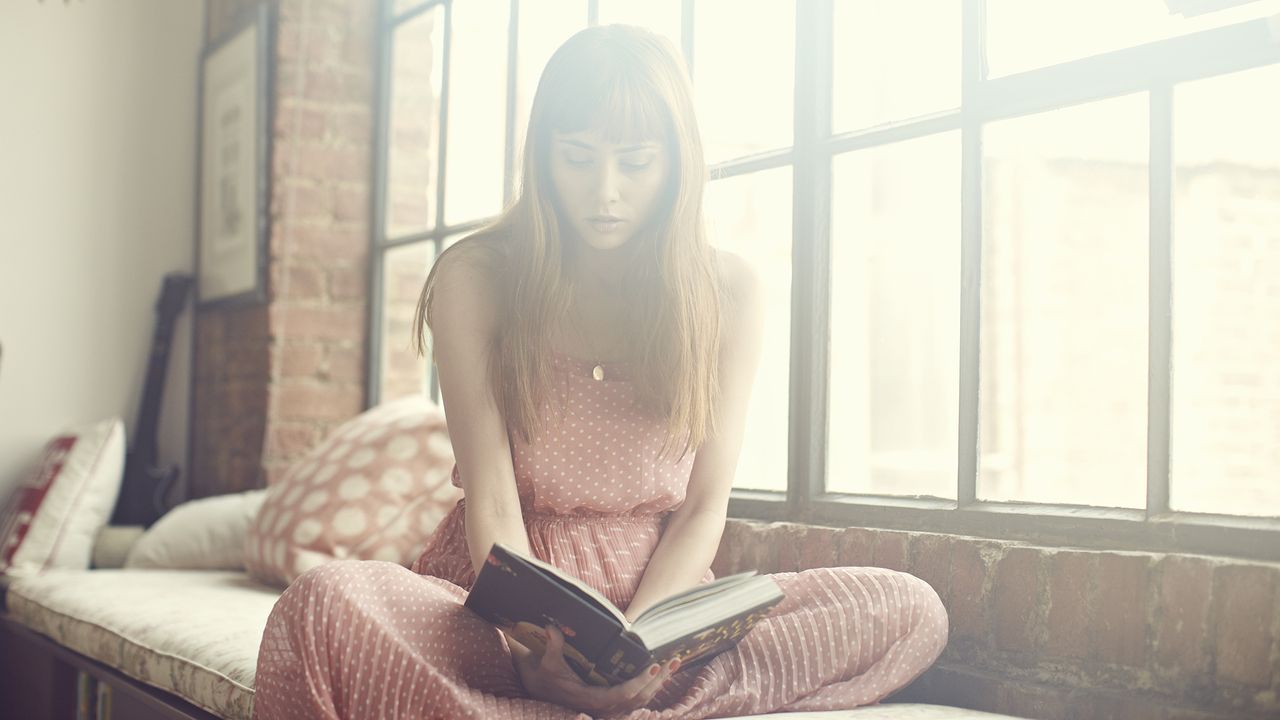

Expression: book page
xmin=631 ymin=576 xmax=784 ymax=650
xmin=632 ymin=571 xmax=758 ymax=625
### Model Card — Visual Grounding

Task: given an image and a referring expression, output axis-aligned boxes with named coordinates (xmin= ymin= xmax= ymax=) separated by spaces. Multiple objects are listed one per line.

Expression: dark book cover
xmin=463 ymin=543 xmax=625 ymax=685
xmin=464 ymin=543 xmax=785 ymax=686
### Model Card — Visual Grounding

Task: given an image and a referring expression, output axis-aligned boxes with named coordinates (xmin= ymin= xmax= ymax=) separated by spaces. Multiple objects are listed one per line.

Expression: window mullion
xmin=503 ymin=0 xmax=519 ymax=206
xmin=787 ymin=0 xmax=833 ymax=521
xmin=367 ymin=0 xmax=396 ymax=409
xmin=427 ymin=0 xmax=454 ymax=404
xmin=957 ymin=0 xmax=986 ymax=506
xmin=436 ymin=0 xmax=452 ymax=234
xmin=1147 ymin=85 xmax=1174 ymax=516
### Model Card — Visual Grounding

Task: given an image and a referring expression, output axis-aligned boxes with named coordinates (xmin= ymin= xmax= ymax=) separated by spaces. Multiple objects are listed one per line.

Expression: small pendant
xmin=592 ymin=364 xmax=605 ymax=381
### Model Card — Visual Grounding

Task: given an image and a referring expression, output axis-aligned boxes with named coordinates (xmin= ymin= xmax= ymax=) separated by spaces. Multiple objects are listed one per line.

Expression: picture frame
xmin=196 ymin=4 xmax=272 ymax=308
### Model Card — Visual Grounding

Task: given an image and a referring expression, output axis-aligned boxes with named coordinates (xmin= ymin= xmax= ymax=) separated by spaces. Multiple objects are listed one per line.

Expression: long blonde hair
xmin=415 ymin=24 xmax=721 ymax=461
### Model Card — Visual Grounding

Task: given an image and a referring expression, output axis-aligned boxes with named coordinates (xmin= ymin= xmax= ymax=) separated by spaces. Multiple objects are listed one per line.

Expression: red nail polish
xmin=649 ymin=664 xmax=660 ymax=676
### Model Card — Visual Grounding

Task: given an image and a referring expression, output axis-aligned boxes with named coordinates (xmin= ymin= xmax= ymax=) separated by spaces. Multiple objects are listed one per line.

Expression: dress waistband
xmin=523 ymin=512 xmax=665 ymax=525
xmin=453 ymin=498 xmax=667 ymax=524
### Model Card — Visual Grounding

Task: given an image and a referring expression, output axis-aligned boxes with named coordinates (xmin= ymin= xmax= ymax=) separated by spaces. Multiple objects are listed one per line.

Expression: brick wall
xmin=192 ymin=0 xmax=376 ymax=496
xmin=711 ymin=520 xmax=1280 ymax=719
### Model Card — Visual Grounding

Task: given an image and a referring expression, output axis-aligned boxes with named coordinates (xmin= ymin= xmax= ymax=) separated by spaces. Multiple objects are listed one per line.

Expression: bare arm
xmin=428 ymin=246 xmax=532 ymax=577
xmin=624 ymin=253 xmax=765 ymax=621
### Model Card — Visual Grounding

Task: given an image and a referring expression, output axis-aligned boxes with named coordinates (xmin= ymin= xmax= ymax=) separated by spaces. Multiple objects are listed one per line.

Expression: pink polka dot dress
xmin=252 ymin=351 xmax=948 ymax=719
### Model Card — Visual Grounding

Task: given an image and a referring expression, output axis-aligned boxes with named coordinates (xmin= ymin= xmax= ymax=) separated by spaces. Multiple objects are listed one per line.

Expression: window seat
xmin=0 ymin=567 xmax=1027 ymax=720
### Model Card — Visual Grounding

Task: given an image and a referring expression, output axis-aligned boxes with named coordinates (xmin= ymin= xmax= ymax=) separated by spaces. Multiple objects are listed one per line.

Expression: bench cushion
xmin=7 ymin=569 xmax=275 ymax=720
xmin=6 ymin=569 xmax=1021 ymax=720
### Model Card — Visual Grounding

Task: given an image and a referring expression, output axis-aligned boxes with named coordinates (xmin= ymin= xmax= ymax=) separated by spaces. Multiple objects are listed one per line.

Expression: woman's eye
xmin=565 ymin=153 xmax=593 ymax=167
xmin=621 ymin=158 xmax=653 ymax=171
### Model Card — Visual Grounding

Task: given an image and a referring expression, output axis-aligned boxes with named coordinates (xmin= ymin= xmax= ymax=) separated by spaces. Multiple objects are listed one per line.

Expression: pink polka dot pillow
xmin=244 ymin=396 xmax=461 ymax=587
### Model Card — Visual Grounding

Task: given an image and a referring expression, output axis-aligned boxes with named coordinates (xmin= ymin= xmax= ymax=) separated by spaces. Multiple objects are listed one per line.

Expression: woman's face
xmin=548 ymin=129 xmax=671 ymax=252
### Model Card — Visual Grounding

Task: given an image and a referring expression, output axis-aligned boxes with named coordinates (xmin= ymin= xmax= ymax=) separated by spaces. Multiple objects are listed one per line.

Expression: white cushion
xmin=125 ymin=490 xmax=267 ymax=570
xmin=0 ymin=418 xmax=125 ymax=577
xmin=6 ymin=569 xmax=277 ymax=720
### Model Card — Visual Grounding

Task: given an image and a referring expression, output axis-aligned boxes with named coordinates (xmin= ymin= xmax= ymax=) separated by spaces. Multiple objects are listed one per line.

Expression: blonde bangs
xmin=537 ymin=31 xmax=674 ymax=145
xmin=552 ymin=75 xmax=670 ymax=145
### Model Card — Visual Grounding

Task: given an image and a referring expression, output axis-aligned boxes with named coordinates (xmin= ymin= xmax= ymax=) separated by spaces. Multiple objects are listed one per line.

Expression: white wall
xmin=0 ymin=1 xmax=204 ymax=501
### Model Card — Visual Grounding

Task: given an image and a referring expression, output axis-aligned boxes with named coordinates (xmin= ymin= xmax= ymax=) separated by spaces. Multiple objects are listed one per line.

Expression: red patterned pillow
xmin=244 ymin=396 xmax=461 ymax=587
xmin=0 ymin=418 xmax=125 ymax=577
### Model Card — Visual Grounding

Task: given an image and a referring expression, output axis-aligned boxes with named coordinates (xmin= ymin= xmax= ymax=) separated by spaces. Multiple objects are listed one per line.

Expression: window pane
xmin=597 ymin=0 xmax=682 ymax=52
xmin=445 ymin=0 xmax=509 ymax=224
xmin=986 ymin=0 xmax=1280 ymax=78
xmin=1171 ymin=63 xmax=1280 ymax=517
xmin=385 ymin=6 xmax=444 ymax=238
xmin=704 ymin=169 xmax=793 ymax=492
xmin=829 ymin=132 xmax=961 ymax=499
xmin=693 ymin=0 xmax=794 ymax=164
xmin=513 ymin=1 xmax=587 ymax=173
xmin=833 ymin=0 xmax=960 ymax=133
xmin=380 ymin=241 xmax=437 ymax=402
xmin=979 ymin=95 xmax=1149 ymax=507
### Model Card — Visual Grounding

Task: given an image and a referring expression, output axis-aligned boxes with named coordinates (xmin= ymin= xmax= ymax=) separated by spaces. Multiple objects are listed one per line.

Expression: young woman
xmin=253 ymin=25 xmax=946 ymax=720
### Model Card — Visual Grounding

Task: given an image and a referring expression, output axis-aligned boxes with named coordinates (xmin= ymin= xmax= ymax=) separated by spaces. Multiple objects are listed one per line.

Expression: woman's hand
xmin=511 ymin=625 xmax=679 ymax=717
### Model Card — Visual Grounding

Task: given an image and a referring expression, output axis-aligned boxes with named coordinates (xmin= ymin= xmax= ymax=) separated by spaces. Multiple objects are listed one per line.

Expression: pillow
xmin=0 ymin=418 xmax=126 ymax=578
xmin=124 ymin=489 xmax=267 ymax=570
xmin=244 ymin=396 xmax=461 ymax=587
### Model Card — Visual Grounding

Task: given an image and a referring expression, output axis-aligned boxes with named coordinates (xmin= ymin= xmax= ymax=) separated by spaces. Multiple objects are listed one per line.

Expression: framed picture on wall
xmin=196 ymin=3 xmax=271 ymax=308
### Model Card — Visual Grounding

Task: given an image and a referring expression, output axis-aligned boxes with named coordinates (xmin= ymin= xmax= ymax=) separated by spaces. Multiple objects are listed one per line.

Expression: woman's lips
xmin=587 ymin=216 xmax=624 ymax=233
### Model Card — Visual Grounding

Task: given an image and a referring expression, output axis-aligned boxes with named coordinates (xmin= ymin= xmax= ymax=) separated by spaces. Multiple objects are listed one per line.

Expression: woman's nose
xmin=594 ymin=159 xmax=622 ymax=205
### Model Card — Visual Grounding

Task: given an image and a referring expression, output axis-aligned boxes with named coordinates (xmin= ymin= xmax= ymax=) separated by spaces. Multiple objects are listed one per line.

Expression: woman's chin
xmin=577 ymin=231 xmax=634 ymax=253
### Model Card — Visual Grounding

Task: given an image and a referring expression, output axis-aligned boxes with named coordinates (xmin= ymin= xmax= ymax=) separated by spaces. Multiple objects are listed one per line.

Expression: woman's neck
xmin=559 ymin=247 xmax=633 ymax=361
xmin=567 ymin=244 xmax=630 ymax=298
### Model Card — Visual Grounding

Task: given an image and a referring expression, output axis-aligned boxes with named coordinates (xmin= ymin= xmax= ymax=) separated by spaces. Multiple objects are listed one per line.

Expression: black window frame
xmin=370 ymin=0 xmax=1280 ymax=562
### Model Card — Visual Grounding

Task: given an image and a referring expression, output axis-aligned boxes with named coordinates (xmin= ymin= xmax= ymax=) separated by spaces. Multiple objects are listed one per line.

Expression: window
xmin=979 ymin=94 xmax=1151 ymax=508
xmin=372 ymin=0 xmax=1280 ymax=561
xmin=1169 ymin=62 xmax=1280 ymax=518
xmin=829 ymin=131 xmax=961 ymax=501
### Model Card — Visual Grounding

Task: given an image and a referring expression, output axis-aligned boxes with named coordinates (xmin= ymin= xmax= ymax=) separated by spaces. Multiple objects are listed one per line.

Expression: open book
xmin=464 ymin=542 xmax=785 ymax=686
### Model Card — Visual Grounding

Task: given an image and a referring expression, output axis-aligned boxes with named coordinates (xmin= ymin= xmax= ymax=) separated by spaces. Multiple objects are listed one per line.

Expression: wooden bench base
xmin=0 ymin=614 xmax=224 ymax=720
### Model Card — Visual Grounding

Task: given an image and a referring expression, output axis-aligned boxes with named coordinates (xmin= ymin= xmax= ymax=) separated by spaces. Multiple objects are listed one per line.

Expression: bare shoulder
xmin=713 ymin=249 xmax=763 ymax=326
xmin=426 ymin=233 xmax=504 ymax=332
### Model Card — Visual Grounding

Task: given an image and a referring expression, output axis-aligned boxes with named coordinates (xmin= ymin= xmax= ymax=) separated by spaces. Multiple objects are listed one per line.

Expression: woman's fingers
xmin=503 ymin=629 xmax=533 ymax=661
xmin=628 ymin=659 xmax=673 ymax=707
xmin=601 ymin=657 xmax=677 ymax=713
xmin=637 ymin=657 xmax=680 ymax=704
xmin=616 ymin=663 xmax=661 ymax=697
xmin=530 ymin=625 xmax=680 ymax=715
xmin=539 ymin=625 xmax=572 ymax=673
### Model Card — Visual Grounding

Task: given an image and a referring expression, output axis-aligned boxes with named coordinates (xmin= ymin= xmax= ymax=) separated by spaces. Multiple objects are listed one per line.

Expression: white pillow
xmin=125 ymin=490 xmax=267 ymax=570
xmin=0 ymin=418 xmax=125 ymax=578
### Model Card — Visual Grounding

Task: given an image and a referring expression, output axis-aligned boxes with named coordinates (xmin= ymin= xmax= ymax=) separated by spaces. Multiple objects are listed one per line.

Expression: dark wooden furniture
xmin=0 ymin=613 xmax=223 ymax=720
